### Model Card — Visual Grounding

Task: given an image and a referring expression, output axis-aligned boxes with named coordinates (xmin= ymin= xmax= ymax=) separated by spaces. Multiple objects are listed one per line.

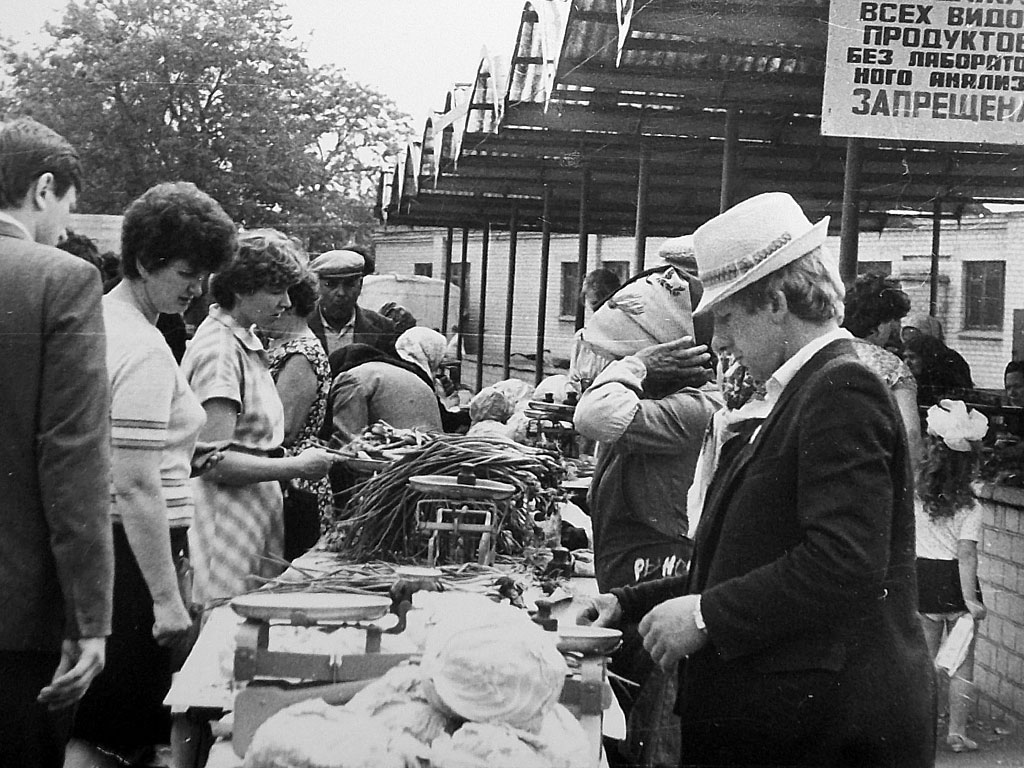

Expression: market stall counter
xmin=165 ymin=550 xmax=619 ymax=768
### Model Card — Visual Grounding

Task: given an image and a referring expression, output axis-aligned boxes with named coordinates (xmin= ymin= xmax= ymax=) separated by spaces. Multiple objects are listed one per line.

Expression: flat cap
xmin=657 ymin=234 xmax=698 ymax=276
xmin=309 ymin=249 xmax=365 ymax=277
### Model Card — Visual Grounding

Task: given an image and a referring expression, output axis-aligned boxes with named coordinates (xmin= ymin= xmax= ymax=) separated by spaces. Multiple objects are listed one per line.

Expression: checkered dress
xmin=182 ymin=305 xmax=286 ymax=605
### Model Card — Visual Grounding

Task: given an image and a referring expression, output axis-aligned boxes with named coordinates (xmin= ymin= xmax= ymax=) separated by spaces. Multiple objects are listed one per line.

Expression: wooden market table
xmin=164 ymin=551 xmax=613 ymax=768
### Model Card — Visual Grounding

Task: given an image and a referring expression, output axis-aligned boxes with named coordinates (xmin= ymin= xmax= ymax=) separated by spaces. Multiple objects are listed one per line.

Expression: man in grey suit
xmin=0 ymin=117 xmax=114 ymax=767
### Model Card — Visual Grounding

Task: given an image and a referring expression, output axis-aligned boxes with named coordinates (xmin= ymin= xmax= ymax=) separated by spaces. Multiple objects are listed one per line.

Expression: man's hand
xmin=638 ymin=594 xmax=708 ymax=671
xmin=576 ymin=593 xmax=623 ymax=628
xmin=635 ymin=337 xmax=714 ymax=391
xmin=37 ymin=637 xmax=106 ymax=710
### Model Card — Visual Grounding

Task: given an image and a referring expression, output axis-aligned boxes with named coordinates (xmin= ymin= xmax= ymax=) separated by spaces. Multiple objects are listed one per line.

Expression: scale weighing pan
xmin=342 ymin=455 xmax=390 ymax=473
xmin=230 ymin=592 xmax=392 ymax=623
xmin=526 ymin=399 xmax=576 ymax=416
xmin=556 ymin=626 xmax=622 ymax=654
xmin=409 ymin=474 xmax=516 ymax=500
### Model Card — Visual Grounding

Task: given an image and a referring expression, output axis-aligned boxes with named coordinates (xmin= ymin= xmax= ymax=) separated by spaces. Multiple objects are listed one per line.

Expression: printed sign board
xmin=822 ymin=1 xmax=1024 ymax=144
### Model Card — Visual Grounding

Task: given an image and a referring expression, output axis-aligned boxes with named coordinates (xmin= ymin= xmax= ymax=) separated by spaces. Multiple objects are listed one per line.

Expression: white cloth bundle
xmin=581 ymin=267 xmax=695 ymax=359
xmin=935 ymin=614 xmax=974 ymax=676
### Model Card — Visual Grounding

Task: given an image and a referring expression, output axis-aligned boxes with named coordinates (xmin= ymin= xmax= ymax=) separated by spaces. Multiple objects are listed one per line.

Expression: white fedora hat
xmin=692 ymin=193 xmax=829 ymax=316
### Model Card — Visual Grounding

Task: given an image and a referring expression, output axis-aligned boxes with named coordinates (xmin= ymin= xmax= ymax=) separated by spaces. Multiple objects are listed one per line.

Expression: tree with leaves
xmin=0 ymin=0 xmax=412 ymax=250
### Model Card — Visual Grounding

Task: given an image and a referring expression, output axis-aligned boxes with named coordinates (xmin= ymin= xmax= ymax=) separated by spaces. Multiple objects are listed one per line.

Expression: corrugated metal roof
xmin=378 ymin=0 xmax=1024 ymax=236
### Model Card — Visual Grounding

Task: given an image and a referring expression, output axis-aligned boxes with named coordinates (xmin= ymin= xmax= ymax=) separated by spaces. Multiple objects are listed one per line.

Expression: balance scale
xmin=228 ymin=591 xmax=414 ymax=756
xmin=524 ymin=396 xmax=579 ymax=458
xmin=409 ymin=473 xmax=515 ymax=567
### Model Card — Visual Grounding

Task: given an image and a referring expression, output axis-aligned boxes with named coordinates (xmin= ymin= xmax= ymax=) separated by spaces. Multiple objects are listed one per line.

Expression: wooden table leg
xmin=170 ymin=709 xmax=216 ymax=768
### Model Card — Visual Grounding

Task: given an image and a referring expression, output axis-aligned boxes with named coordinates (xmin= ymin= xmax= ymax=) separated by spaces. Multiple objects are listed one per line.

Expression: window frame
xmin=962 ymin=260 xmax=1005 ymax=331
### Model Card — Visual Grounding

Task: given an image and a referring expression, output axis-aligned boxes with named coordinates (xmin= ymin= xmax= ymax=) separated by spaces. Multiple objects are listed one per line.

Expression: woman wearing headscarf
xmin=396 ymin=326 xmax=471 ymax=433
xmin=327 ymin=328 xmax=447 ymax=443
xmin=902 ymin=311 xmax=946 ymax=343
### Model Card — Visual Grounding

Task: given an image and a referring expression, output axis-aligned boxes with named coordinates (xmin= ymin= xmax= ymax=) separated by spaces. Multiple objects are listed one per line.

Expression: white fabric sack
xmin=935 ymin=614 xmax=974 ymax=677
xmin=582 ymin=267 xmax=695 ymax=359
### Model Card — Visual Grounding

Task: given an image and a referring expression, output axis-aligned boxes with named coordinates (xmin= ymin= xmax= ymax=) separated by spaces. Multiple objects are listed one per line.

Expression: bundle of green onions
xmin=323 ymin=435 xmax=564 ymax=562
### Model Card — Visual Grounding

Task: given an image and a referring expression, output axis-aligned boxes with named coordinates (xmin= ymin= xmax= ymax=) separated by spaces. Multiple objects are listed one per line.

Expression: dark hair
xmin=121 ymin=182 xmax=236 ymax=279
xmin=581 ymin=268 xmax=622 ymax=307
xmin=0 ymin=117 xmax=82 ymax=208
xmin=210 ymin=228 xmax=304 ymax=309
xmin=288 ymin=270 xmax=319 ymax=318
xmin=917 ymin=434 xmax=979 ymax=519
xmin=57 ymin=230 xmax=102 ymax=272
xmin=1005 ymin=360 xmax=1024 ymax=379
xmin=903 ymin=334 xmax=974 ymax=405
xmin=843 ymin=273 xmax=911 ymax=338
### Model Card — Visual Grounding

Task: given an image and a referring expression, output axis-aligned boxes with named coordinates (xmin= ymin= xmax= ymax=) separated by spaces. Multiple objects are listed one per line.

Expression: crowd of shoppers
xmin=5 ymin=111 xmax=1021 ymax=768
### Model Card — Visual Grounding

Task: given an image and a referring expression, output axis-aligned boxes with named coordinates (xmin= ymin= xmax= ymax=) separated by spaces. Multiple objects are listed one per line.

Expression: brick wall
xmin=841 ymin=215 xmax=1020 ymax=390
xmin=974 ymin=484 xmax=1024 ymax=723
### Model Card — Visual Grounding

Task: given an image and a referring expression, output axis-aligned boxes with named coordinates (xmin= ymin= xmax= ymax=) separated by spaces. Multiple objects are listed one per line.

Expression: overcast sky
xmin=0 ymin=0 xmax=526 ymax=120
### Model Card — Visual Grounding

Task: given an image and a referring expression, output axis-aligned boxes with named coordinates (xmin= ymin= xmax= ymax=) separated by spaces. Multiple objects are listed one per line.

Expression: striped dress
xmin=182 ymin=304 xmax=287 ymax=605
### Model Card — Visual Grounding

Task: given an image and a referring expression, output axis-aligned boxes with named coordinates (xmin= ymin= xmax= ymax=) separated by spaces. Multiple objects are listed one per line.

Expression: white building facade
xmin=373 ymin=212 xmax=1024 ymax=391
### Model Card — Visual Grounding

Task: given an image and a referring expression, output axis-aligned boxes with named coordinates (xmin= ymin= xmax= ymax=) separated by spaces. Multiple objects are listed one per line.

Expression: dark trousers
xmin=0 ymin=650 xmax=74 ymax=768
xmin=73 ymin=525 xmax=193 ymax=756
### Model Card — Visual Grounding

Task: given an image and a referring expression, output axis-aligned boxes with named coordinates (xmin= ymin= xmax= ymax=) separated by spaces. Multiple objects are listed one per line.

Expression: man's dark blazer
xmin=614 ymin=338 xmax=936 ymax=767
xmin=309 ymin=303 xmax=397 ymax=377
xmin=0 ymin=220 xmax=114 ymax=653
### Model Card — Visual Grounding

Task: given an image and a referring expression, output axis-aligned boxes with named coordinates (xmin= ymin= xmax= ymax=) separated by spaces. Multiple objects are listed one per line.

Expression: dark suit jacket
xmin=0 ymin=220 xmax=114 ymax=652
xmin=309 ymin=303 xmax=397 ymax=377
xmin=614 ymin=339 xmax=935 ymax=767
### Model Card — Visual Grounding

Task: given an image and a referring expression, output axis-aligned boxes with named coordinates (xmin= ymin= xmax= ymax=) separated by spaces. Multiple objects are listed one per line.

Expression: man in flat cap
xmin=307 ymin=248 xmax=397 ymax=376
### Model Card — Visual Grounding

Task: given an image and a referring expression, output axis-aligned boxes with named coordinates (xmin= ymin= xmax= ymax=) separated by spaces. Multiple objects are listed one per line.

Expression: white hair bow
xmin=926 ymin=399 xmax=988 ymax=452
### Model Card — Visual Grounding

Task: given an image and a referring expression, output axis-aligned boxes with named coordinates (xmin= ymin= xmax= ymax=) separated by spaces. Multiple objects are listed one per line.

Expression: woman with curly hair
xmin=183 ymin=229 xmax=336 ymax=606
xmin=68 ymin=182 xmax=237 ymax=768
xmin=843 ymin=272 xmax=923 ymax=466
xmin=916 ymin=400 xmax=989 ymax=753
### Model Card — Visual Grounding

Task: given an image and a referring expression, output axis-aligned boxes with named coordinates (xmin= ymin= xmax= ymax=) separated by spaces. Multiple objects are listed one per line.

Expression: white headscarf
xmin=396 ymin=327 xmax=448 ymax=378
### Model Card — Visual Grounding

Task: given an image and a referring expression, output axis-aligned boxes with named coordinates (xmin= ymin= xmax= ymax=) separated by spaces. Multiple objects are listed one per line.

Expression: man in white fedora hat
xmin=580 ymin=192 xmax=935 ymax=766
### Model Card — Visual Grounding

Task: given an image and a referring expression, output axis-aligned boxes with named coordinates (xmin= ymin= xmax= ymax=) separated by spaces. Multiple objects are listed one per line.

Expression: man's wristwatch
xmin=693 ymin=596 xmax=708 ymax=635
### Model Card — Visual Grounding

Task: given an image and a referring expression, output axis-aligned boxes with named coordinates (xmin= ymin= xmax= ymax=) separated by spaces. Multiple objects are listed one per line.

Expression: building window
xmin=414 ymin=262 xmax=433 ymax=277
xmin=561 ymin=263 xmax=580 ymax=318
xmin=857 ymin=261 xmax=891 ymax=276
xmin=963 ymin=261 xmax=1005 ymax=331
